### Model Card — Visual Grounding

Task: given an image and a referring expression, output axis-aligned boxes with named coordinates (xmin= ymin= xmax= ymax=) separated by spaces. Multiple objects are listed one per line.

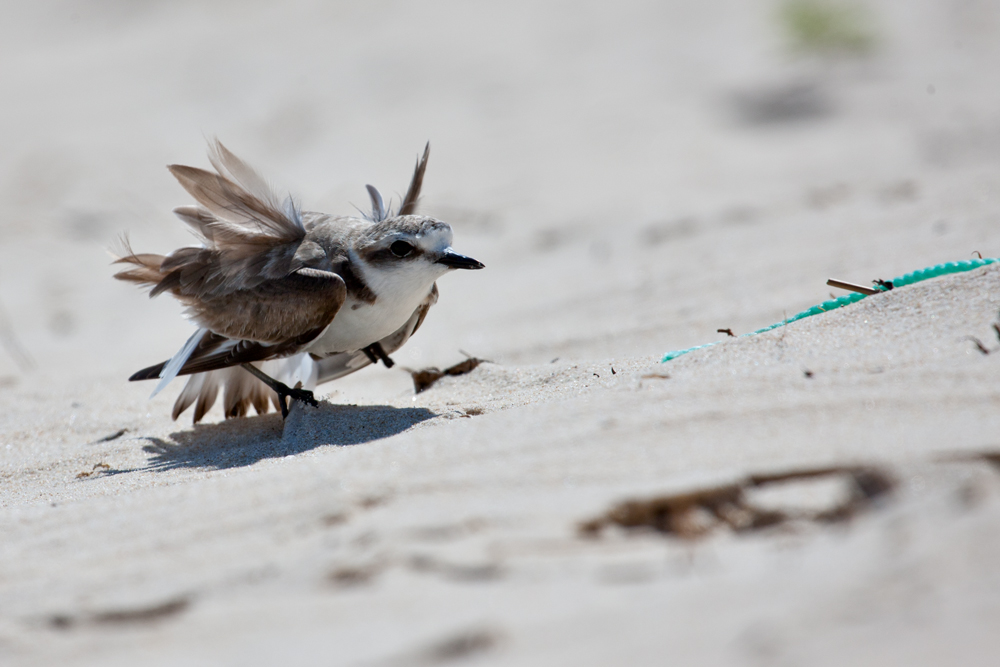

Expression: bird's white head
xmin=352 ymin=215 xmax=483 ymax=299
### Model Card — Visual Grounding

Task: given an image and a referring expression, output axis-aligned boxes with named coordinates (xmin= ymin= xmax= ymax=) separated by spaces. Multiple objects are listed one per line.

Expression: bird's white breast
xmin=303 ymin=292 xmax=423 ymax=356
xmin=303 ymin=263 xmax=439 ymax=357
xmin=303 ymin=242 xmax=450 ymax=356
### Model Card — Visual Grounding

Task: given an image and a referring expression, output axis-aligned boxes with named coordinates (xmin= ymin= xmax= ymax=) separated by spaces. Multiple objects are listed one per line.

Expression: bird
xmin=114 ymin=140 xmax=484 ymax=422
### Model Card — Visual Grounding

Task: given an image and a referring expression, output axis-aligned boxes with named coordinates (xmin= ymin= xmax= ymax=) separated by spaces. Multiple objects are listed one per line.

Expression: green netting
xmin=661 ymin=257 xmax=1000 ymax=363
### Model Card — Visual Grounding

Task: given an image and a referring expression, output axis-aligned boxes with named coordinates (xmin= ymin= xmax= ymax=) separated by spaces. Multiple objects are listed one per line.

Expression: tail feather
xmin=222 ymin=366 xmax=272 ymax=418
xmin=168 ymin=356 xmax=317 ymax=423
xmin=172 ymin=372 xmax=212 ymax=421
xmin=193 ymin=373 xmax=221 ymax=422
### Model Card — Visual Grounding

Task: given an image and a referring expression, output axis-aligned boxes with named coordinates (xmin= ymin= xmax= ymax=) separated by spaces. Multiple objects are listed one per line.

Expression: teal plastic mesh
xmin=661 ymin=257 xmax=999 ymax=363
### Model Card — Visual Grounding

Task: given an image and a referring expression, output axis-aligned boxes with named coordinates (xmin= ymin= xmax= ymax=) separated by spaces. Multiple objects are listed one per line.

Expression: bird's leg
xmin=362 ymin=342 xmax=395 ymax=368
xmin=240 ymin=363 xmax=319 ymax=419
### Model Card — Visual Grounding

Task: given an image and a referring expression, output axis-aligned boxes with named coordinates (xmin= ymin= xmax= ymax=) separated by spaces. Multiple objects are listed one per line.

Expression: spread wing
xmin=116 ymin=139 xmax=318 ymax=300
xmin=115 ymin=140 xmax=344 ymax=381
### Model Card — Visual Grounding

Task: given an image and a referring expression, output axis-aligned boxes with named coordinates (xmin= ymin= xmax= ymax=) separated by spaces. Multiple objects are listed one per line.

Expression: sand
xmin=2 ymin=1 xmax=1000 ymax=664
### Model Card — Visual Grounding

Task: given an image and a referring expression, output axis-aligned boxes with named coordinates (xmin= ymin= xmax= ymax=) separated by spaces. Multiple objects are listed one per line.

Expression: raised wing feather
xmin=206 ymin=140 xmax=287 ymax=218
xmin=116 ymin=142 xmax=326 ymax=298
xmin=398 ymin=142 xmax=429 ymax=216
xmin=168 ymin=140 xmax=303 ymax=242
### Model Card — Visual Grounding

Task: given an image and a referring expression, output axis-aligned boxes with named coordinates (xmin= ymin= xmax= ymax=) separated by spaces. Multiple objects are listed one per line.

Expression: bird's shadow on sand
xmin=139 ymin=401 xmax=436 ymax=471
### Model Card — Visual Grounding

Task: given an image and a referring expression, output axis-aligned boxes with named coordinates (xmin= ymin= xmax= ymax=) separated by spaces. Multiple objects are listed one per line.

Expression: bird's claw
xmin=278 ymin=386 xmax=318 ymax=419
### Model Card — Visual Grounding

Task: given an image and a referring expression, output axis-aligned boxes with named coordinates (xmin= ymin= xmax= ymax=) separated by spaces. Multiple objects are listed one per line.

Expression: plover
xmin=115 ymin=141 xmax=483 ymax=422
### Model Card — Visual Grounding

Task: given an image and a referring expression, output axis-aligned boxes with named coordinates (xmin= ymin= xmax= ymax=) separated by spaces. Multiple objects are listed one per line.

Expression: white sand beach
xmin=2 ymin=1 xmax=1000 ymax=664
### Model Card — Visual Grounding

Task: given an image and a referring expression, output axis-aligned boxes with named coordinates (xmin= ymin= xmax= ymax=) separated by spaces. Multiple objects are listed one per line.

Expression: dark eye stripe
xmin=359 ymin=242 xmax=424 ymax=266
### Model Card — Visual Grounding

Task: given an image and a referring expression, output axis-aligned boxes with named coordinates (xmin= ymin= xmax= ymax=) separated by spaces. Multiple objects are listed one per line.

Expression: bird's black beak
xmin=436 ymin=249 xmax=485 ymax=270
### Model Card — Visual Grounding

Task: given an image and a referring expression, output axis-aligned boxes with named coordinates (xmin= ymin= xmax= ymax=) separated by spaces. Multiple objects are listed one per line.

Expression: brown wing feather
xmin=172 ymin=205 xmax=218 ymax=242
xmin=129 ymin=330 xmax=230 ymax=381
xmin=206 ymin=140 xmax=285 ymax=216
xmin=166 ymin=164 xmax=303 ymax=242
xmin=117 ymin=143 xmax=323 ymax=299
xmin=171 ymin=327 xmax=325 ymax=376
xmin=191 ymin=269 xmax=345 ymax=343
xmin=128 ymin=269 xmax=346 ymax=382
xmin=114 ymin=242 xmax=314 ymax=304
xmin=407 ymin=282 xmax=438 ymax=340
xmin=113 ymin=253 xmax=168 ymax=286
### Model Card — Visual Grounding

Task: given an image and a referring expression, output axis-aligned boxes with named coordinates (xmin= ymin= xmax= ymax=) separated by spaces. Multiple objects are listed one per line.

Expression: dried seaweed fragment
xmin=408 ymin=357 xmax=486 ymax=393
xmin=581 ymin=465 xmax=894 ymax=539
xmin=49 ymin=596 xmax=190 ymax=629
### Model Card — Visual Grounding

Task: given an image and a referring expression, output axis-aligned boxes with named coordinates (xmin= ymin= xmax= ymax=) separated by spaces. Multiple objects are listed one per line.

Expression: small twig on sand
xmin=826 ymin=278 xmax=878 ymax=296
xmin=965 ymin=336 xmax=991 ymax=355
xmin=90 ymin=428 xmax=128 ymax=444
xmin=717 ymin=328 xmax=735 ymax=337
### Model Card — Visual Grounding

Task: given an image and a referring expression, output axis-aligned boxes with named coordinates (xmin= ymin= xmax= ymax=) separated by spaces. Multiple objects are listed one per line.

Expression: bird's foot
xmin=276 ymin=383 xmax=319 ymax=419
xmin=363 ymin=343 xmax=395 ymax=368
xmin=240 ymin=363 xmax=319 ymax=420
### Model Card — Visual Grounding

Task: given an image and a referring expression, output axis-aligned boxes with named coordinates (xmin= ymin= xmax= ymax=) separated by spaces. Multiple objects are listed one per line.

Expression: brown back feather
xmin=113 ymin=253 xmax=168 ymax=288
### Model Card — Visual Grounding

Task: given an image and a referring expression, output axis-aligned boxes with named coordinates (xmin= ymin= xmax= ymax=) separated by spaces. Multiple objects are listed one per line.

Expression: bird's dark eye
xmin=390 ymin=240 xmax=414 ymax=257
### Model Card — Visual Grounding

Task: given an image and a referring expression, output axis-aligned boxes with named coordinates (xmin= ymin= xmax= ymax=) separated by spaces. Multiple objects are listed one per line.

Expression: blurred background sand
xmin=2 ymin=1 xmax=1000 ymax=665
xmin=2 ymin=0 xmax=998 ymax=383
